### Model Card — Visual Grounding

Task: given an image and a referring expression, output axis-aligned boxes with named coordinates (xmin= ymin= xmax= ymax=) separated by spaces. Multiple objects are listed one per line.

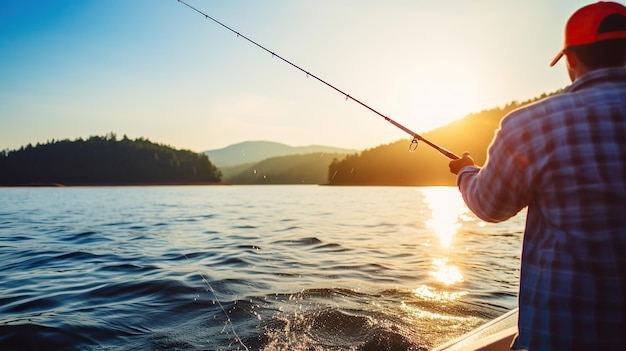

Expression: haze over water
xmin=0 ymin=185 xmax=524 ymax=350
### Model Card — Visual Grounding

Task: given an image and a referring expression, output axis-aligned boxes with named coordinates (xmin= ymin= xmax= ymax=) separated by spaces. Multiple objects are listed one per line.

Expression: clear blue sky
xmin=1 ymin=0 xmax=593 ymax=152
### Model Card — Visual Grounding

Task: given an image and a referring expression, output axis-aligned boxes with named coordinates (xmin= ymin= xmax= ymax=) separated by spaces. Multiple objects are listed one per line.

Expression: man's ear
xmin=565 ymin=49 xmax=578 ymax=71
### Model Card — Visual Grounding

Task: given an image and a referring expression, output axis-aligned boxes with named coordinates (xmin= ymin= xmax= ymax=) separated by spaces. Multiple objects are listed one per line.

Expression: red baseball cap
xmin=550 ymin=1 xmax=626 ymax=66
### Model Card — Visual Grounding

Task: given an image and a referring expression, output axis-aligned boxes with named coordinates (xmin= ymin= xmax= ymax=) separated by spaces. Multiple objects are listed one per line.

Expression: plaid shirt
xmin=457 ymin=67 xmax=626 ymax=350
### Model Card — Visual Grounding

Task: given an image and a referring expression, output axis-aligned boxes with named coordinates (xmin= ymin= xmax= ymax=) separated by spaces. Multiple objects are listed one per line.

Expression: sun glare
xmin=419 ymin=187 xmax=470 ymax=290
xmin=412 ymin=284 xmax=468 ymax=303
xmin=407 ymin=71 xmax=480 ymax=132
xmin=430 ymin=257 xmax=464 ymax=285
xmin=422 ymin=187 xmax=468 ymax=249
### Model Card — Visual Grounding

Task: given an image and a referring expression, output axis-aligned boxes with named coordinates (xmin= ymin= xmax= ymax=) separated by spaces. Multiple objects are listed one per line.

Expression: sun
xmin=406 ymin=71 xmax=481 ymax=133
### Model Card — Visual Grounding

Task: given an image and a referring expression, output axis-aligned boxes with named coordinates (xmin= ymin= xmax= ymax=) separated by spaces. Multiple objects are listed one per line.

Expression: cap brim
xmin=550 ymin=51 xmax=564 ymax=67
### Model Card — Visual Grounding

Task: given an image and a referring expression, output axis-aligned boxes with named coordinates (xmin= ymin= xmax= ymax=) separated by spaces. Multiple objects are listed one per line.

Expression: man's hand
xmin=449 ymin=152 xmax=475 ymax=175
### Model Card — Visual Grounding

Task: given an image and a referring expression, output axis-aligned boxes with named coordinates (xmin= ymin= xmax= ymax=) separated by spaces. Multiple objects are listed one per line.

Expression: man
xmin=449 ymin=2 xmax=626 ymax=350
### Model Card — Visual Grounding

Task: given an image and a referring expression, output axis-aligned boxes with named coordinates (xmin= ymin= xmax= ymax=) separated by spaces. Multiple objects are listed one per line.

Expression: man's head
xmin=550 ymin=2 xmax=626 ymax=81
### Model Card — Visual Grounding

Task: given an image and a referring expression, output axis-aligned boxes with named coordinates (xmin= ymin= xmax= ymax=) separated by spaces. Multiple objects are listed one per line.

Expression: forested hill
xmin=224 ymin=152 xmax=348 ymax=184
xmin=0 ymin=134 xmax=222 ymax=186
xmin=327 ymin=91 xmax=560 ymax=186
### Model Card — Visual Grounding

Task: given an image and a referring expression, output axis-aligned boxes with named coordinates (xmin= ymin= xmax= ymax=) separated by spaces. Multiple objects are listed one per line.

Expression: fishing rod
xmin=177 ymin=0 xmax=460 ymax=160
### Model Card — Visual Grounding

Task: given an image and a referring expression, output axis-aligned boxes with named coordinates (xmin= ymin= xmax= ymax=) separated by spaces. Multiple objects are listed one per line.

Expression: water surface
xmin=0 ymin=186 xmax=524 ymax=350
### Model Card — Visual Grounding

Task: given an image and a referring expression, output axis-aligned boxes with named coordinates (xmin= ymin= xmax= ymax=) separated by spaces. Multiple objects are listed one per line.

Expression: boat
xmin=432 ymin=308 xmax=518 ymax=351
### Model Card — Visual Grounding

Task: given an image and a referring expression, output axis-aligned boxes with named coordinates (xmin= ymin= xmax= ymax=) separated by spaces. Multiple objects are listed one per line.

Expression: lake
xmin=0 ymin=185 xmax=524 ymax=350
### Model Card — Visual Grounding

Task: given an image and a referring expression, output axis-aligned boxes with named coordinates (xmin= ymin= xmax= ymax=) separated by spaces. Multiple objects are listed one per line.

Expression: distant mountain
xmin=204 ymin=141 xmax=358 ymax=168
xmin=223 ymin=152 xmax=348 ymax=184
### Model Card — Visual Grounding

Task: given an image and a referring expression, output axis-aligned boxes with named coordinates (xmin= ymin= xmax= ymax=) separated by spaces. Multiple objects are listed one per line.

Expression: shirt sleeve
xmin=456 ymin=119 xmax=532 ymax=223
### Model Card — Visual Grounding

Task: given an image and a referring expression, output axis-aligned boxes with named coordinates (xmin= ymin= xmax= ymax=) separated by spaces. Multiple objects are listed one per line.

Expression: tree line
xmin=0 ymin=133 xmax=222 ymax=185
xmin=327 ymin=91 xmax=560 ymax=186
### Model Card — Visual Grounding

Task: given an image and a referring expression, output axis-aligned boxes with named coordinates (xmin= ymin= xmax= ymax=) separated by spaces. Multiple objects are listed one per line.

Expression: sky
xmin=0 ymin=0 xmax=595 ymax=152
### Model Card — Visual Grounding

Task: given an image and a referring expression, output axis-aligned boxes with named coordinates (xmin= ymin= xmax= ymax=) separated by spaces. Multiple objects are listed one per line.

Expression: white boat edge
xmin=431 ymin=308 xmax=518 ymax=351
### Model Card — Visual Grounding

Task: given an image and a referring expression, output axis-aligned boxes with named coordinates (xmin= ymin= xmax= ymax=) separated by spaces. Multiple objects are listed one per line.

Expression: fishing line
xmin=176 ymin=0 xmax=460 ymax=160
xmin=176 ymin=248 xmax=250 ymax=351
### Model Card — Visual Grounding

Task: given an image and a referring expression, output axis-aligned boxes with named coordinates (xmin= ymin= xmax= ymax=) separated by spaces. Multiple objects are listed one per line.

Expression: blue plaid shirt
xmin=457 ymin=67 xmax=626 ymax=350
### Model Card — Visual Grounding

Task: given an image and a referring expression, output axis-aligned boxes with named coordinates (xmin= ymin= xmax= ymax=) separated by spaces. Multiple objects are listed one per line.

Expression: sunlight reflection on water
xmin=412 ymin=285 xmax=468 ymax=303
xmin=420 ymin=187 xmax=468 ymax=295
xmin=423 ymin=187 xmax=469 ymax=249
xmin=430 ymin=257 xmax=464 ymax=286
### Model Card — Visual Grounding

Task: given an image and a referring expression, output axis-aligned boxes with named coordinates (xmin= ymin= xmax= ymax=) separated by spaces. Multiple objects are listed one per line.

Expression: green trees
xmin=0 ymin=134 xmax=222 ymax=185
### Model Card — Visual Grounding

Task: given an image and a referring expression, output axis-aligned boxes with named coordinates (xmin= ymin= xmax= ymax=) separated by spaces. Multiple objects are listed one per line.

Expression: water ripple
xmin=0 ymin=186 xmax=523 ymax=350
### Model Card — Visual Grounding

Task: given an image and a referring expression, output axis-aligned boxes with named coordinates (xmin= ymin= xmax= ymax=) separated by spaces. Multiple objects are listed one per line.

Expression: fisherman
xmin=448 ymin=2 xmax=626 ymax=350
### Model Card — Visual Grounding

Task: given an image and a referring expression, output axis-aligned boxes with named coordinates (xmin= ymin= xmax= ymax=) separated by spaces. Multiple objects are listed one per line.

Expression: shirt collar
xmin=564 ymin=67 xmax=626 ymax=93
